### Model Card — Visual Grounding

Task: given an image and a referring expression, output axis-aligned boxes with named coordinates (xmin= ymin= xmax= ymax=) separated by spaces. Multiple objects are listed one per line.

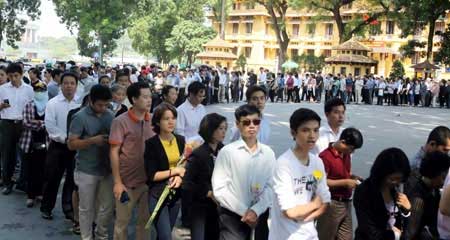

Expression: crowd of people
xmin=0 ymin=59 xmax=449 ymax=240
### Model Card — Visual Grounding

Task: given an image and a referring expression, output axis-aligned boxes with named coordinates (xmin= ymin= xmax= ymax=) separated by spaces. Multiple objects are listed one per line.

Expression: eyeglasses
xmin=240 ymin=119 xmax=261 ymax=126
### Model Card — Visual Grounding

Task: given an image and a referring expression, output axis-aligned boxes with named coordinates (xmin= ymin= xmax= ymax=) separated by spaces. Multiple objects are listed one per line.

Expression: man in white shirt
xmin=212 ymin=104 xmax=276 ymax=240
xmin=0 ymin=63 xmax=34 ymax=194
xmin=218 ymin=69 xmax=227 ymax=103
xmin=293 ymin=74 xmax=301 ymax=103
xmin=312 ymin=98 xmax=346 ymax=155
xmin=258 ymin=67 xmax=267 ymax=88
xmin=354 ymin=76 xmax=364 ymax=104
xmin=176 ymin=81 xmax=206 ymax=144
xmin=230 ymin=85 xmax=271 ymax=145
xmin=77 ymin=67 xmax=96 ymax=97
xmin=41 ymin=72 xmax=81 ymax=220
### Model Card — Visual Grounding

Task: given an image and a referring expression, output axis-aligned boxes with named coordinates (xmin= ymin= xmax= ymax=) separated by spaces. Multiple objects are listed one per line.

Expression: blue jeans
xmin=149 ymin=195 xmax=180 ymax=240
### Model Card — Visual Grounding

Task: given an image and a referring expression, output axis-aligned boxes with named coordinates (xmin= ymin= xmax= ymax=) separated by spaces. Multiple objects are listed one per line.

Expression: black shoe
xmin=15 ymin=183 xmax=26 ymax=193
xmin=72 ymin=222 xmax=80 ymax=235
xmin=41 ymin=211 xmax=53 ymax=220
xmin=2 ymin=186 xmax=12 ymax=195
xmin=65 ymin=211 xmax=74 ymax=221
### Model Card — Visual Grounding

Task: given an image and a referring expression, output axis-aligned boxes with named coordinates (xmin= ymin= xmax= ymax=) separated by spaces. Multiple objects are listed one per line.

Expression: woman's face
xmin=159 ymin=110 xmax=176 ymax=134
xmin=164 ymin=88 xmax=178 ymax=105
xmin=211 ymin=121 xmax=227 ymax=144
xmin=0 ymin=70 xmax=7 ymax=85
xmin=112 ymin=89 xmax=126 ymax=103
xmin=383 ymin=172 xmax=404 ymax=189
xmin=28 ymin=71 xmax=37 ymax=80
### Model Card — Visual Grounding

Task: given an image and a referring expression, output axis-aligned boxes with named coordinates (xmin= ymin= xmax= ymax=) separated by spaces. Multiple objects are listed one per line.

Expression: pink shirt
xmin=438 ymin=171 xmax=450 ymax=239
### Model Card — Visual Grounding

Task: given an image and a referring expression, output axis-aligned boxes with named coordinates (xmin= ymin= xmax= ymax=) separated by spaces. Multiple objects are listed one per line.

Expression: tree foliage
xmin=0 ymin=0 xmax=41 ymax=48
xmin=53 ymin=0 xmax=136 ymax=59
xmin=236 ymin=54 xmax=247 ymax=71
xmin=389 ymin=60 xmax=405 ymax=79
xmin=435 ymin=24 xmax=450 ymax=65
xmin=393 ymin=0 xmax=450 ymax=61
xmin=293 ymin=53 xmax=325 ymax=72
xmin=166 ymin=20 xmax=216 ymax=65
xmin=289 ymin=0 xmax=395 ymax=43
xmin=399 ymin=40 xmax=426 ymax=59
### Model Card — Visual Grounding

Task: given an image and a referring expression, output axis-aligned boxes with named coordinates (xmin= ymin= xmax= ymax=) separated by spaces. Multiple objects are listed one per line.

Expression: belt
xmin=0 ymin=119 xmax=22 ymax=124
xmin=331 ymin=196 xmax=352 ymax=202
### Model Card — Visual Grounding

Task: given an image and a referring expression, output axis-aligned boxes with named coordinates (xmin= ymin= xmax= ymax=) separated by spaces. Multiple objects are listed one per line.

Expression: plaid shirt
xmin=19 ymin=101 xmax=47 ymax=153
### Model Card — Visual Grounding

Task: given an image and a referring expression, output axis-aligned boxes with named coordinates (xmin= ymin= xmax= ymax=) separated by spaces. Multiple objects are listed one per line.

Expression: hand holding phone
xmin=120 ymin=191 xmax=130 ymax=204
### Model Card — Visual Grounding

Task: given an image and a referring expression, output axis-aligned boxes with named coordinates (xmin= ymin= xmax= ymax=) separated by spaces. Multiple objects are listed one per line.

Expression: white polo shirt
xmin=175 ymin=99 xmax=206 ymax=144
xmin=311 ymin=122 xmax=343 ymax=155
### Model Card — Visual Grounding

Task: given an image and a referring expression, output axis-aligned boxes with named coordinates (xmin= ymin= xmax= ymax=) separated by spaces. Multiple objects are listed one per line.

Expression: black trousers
xmin=25 ymin=148 xmax=46 ymax=199
xmin=40 ymin=141 xmax=75 ymax=216
xmin=0 ymin=120 xmax=22 ymax=186
xmin=218 ymin=207 xmax=269 ymax=240
xmin=190 ymin=202 xmax=220 ymax=240
xmin=294 ymin=86 xmax=300 ymax=102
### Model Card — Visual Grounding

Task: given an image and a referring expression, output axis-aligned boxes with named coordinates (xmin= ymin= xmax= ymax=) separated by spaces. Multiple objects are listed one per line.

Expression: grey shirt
xmin=70 ymin=106 xmax=114 ymax=176
xmin=47 ymin=80 xmax=59 ymax=99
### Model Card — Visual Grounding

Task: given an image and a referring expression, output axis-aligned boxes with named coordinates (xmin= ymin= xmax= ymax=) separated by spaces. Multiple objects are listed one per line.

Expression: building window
xmin=412 ymin=52 xmax=420 ymax=64
xmin=325 ymin=23 xmax=333 ymax=36
xmin=233 ymin=23 xmax=239 ymax=34
xmin=245 ymin=22 xmax=253 ymax=34
xmin=307 ymin=49 xmax=315 ymax=56
xmin=292 ymin=24 xmax=299 ymax=36
xmin=245 ymin=2 xmax=255 ymax=9
xmin=232 ymin=3 xmax=240 ymax=10
xmin=340 ymin=67 xmax=347 ymax=75
xmin=307 ymin=23 xmax=315 ymax=36
xmin=244 ymin=47 xmax=252 ymax=58
xmin=386 ymin=21 xmax=395 ymax=34
xmin=354 ymin=67 xmax=361 ymax=76
xmin=436 ymin=22 xmax=445 ymax=33
xmin=323 ymin=49 xmax=332 ymax=57
xmin=291 ymin=49 xmax=299 ymax=57
xmin=343 ymin=15 xmax=352 ymax=21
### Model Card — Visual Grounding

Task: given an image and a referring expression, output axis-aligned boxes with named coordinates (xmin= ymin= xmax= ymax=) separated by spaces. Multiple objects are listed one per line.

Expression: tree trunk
xmin=426 ymin=17 xmax=436 ymax=61
xmin=333 ymin=7 xmax=346 ymax=43
xmin=279 ymin=40 xmax=288 ymax=72
xmin=220 ymin=0 xmax=226 ymax=40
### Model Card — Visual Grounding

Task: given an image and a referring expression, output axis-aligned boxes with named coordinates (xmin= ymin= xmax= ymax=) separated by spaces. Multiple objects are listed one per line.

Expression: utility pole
xmin=220 ymin=0 xmax=226 ymax=40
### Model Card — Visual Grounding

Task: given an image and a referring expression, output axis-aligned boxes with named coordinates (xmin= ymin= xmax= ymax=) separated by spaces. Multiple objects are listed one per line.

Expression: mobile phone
xmin=3 ymin=99 xmax=9 ymax=104
xmin=120 ymin=191 xmax=129 ymax=204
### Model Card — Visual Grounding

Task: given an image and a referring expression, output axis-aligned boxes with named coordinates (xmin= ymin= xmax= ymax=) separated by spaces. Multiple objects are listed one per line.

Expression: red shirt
xmin=319 ymin=146 xmax=352 ymax=199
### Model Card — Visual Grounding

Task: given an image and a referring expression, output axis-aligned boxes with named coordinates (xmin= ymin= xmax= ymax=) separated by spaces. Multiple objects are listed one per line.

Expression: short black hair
xmin=426 ymin=126 xmax=450 ymax=146
xmin=419 ymin=152 xmax=450 ymax=178
xmin=98 ymin=75 xmax=111 ymax=84
xmin=61 ymin=71 xmax=79 ymax=84
xmin=127 ymin=82 xmax=150 ymax=105
xmin=289 ymin=108 xmax=321 ymax=132
xmin=234 ymin=104 xmax=261 ymax=121
xmin=6 ymin=63 xmax=23 ymax=75
xmin=51 ymin=69 xmax=63 ymax=79
xmin=28 ymin=68 xmax=41 ymax=79
xmin=116 ymin=70 xmax=129 ymax=82
xmin=340 ymin=127 xmax=364 ymax=149
xmin=89 ymin=84 xmax=112 ymax=103
xmin=199 ymin=113 xmax=227 ymax=143
xmin=246 ymin=85 xmax=267 ymax=101
xmin=152 ymin=103 xmax=177 ymax=134
xmin=324 ymin=98 xmax=346 ymax=114
xmin=188 ymin=81 xmax=206 ymax=96
xmin=369 ymin=148 xmax=411 ymax=187
xmin=162 ymin=85 xmax=176 ymax=97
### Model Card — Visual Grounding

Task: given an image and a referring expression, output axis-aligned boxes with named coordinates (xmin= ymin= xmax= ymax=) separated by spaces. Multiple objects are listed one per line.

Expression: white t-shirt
xmin=269 ymin=149 xmax=331 ymax=240
xmin=438 ymin=170 xmax=450 ymax=239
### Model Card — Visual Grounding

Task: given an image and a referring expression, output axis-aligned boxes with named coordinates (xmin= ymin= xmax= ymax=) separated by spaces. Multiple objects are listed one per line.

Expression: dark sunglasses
xmin=240 ymin=119 xmax=261 ymax=126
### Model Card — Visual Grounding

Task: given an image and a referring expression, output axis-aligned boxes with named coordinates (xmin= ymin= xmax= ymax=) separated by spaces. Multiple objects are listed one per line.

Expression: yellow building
xmin=202 ymin=1 xmax=450 ymax=79
xmin=197 ymin=36 xmax=238 ymax=68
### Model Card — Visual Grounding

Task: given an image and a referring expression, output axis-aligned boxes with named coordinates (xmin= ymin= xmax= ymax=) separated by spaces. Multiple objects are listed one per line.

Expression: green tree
xmin=165 ymin=20 xmax=216 ymax=65
xmin=435 ymin=24 xmax=450 ymax=65
xmin=236 ymin=54 xmax=247 ymax=71
xmin=399 ymin=40 xmax=426 ymax=59
xmin=294 ymin=53 xmax=325 ymax=72
xmin=389 ymin=60 xmax=405 ymax=79
xmin=394 ymin=0 xmax=450 ymax=61
xmin=251 ymin=0 xmax=290 ymax=71
xmin=289 ymin=0 xmax=395 ymax=43
xmin=53 ymin=0 xmax=136 ymax=62
xmin=0 ymin=0 xmax=41 ymax=48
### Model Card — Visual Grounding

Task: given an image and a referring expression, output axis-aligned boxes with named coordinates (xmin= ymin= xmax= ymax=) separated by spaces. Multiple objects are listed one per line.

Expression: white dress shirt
xmin=45 ymin=94 xmax=81 ymax=143
xmin=0 ymin=81 xmax=34 ymax=120
xmin=175 ymin=99 xmax=206 ymax=143
xmin=311 ymin=122 xmax=343 ymax=155
xmin=212 ymin=139 xmax=276 ymax=216
xmin=259 ymin=72 xmax=267 ymax=85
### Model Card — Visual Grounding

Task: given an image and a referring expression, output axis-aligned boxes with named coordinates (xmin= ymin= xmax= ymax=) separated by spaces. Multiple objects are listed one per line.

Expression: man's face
xmin=326 ymin=105 xmax=345 ymax=128
xmin=81 ymin=71 xmax=88 ymax=79
xmin=427 ymin=138 xmax=450 ymax=155
xmin=133 ymin=88 xmax=152 ymax=111
xmin=117 ymin=75 xmax=130 ymax=88
xmin=190 ymin=89 xmax=206 ymax=106
xmin=249 ymin=91 xmax=266 ymax=112
xmin=91 ymin=99 xmax=111 ymax=114
xmin=236 ymin=113 xmax=261 ymax=140
xmin=61 ymin=76 xmax=77 ymax=97
xmin=291 ymin=120 xmax=320 ymax=151
xmin=8 ymin=72 xmax=22 ymax=84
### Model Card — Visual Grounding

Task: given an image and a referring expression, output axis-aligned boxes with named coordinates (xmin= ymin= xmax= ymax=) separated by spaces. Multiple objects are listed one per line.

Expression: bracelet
xmin=169 ymin=169 xmax=171 ymax=178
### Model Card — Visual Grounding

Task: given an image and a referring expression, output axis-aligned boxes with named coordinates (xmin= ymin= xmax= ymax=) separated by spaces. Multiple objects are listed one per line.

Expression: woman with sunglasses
xmin=212 ymin=104 xmax=276 ymax=240
xmin=354 ymin=148 xmax=412 ymax=240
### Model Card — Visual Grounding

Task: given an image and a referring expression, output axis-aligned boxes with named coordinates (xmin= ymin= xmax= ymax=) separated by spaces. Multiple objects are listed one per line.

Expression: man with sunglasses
xmin=212 ymin=104 xmax=276 ymax=240
xmin=230 ymin=85 xmax=271 ymax=145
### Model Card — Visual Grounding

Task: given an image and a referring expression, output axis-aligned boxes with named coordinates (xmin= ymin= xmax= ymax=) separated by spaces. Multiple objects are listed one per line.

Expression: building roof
xmin=203 ymin=36 xmax=235 ymax=48
xmin=325 ymin=54 xmax=377 ymax=65
xmin=196 ymin=51 xmax=238 ymax=59
xmin=333 ymin=39 xmax=372 ymax=52
xmin=410 ymin=60 xmax=440 ymax=70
